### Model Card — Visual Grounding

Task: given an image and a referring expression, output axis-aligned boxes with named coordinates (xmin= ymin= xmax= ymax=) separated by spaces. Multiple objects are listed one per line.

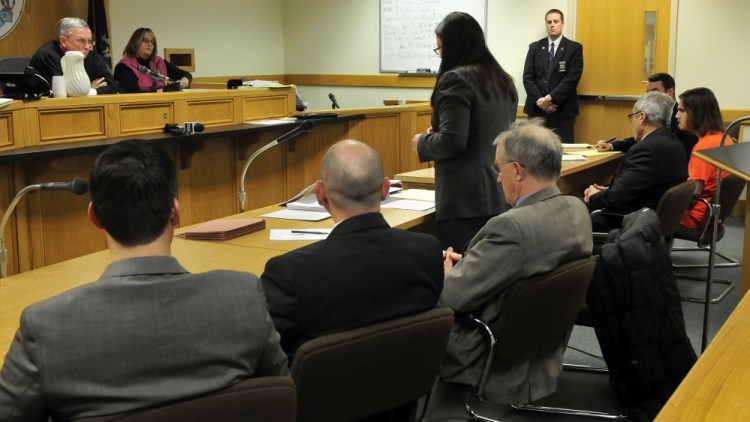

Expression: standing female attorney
xmin=412 ymin=12 xmax=518 ymax=250
xmin=114 ymin=28 xmax=192 ymax=93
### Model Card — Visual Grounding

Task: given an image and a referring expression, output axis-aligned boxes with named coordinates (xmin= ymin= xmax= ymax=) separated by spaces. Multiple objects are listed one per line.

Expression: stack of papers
xmin=562 ymin=143 xmax=592 ymax=149
xmin=286 ymin=194 xmax=325 ymax=212
xmin=562 ymin=153 xmax=587 ymax=161
xmin=183 ymin=218 xmax=265 ymax=240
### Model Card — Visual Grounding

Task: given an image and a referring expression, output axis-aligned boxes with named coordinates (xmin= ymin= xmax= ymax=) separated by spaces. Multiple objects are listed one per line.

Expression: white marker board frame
xmin=380 ymin=0 xmax=487 ymax=73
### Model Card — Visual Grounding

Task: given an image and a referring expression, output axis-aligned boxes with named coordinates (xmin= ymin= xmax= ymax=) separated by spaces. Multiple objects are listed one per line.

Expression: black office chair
xmin=290 ymin=307 xmax=454 ymax=422
xmin=591 ymin=180 xmax=696 ymax=248
xmin=458 ymin=257 xmax=625 ymax=421
xmin=0 ymin=56 xmax=31 ymax=73
xmin=74 ymin=376 xmax=296 ymax=422
xmin=672 ymin=173 xmax=744 ymax=304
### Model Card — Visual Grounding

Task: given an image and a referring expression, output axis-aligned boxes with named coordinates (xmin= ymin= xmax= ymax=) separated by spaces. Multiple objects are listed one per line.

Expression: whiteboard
xmin=380 ymin=0 xmax=487 ymax=73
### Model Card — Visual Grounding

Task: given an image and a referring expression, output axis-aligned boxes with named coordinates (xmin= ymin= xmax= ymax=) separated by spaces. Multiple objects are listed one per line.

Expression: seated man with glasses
xmin=439 ymin=119 xmax=593 ymax=403
xmin=584 ymin=91 xmax=688 ymax=230
xmin=30 ymin=17 xmax=120 ymax=95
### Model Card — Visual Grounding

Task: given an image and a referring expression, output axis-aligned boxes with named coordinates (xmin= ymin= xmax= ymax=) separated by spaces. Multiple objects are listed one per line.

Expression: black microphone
xmin=137 ymin=65 xmax=172 ymax=82
xmin=276 ymin=121 xmax=314 ymax=145
xmin=40 ymin=177 xmax=89 ymax=195
xmin=0 ymin=177 xmax=89 ymax=278
xmin=329 ymin=93 xmax=340 ymax=109
xmin=163 ymin=122 xmax=205 ymax=135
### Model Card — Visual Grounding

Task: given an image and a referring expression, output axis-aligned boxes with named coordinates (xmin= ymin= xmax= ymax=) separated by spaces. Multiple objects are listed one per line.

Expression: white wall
xmin=673 ymin=0 xmax=749 ymax=109
xmin=109 ymin=0 xmax=286 ymax=76
xmin=283 ymin=0 xmax=570 ymax=109
xmin=109 ymin=0 xmax=748 ymax=111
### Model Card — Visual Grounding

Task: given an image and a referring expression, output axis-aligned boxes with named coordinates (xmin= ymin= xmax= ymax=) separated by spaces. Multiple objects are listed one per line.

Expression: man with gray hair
xmin=439 ymin=119 xmax=593 ymax=403
xmin=261 ymin=139 xmax=443 ymax=360
xmin=30 ymin=17 xmax=119 ymax=94
xmin=585 ymin=91 xmax=688 ymax=224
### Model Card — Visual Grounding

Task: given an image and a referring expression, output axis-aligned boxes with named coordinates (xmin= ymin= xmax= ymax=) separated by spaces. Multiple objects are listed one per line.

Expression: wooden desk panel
xmin=655 ymin=290 xmax=750 ymax=421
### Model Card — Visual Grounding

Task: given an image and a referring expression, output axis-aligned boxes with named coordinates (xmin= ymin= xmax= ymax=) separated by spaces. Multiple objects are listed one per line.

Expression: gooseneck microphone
xmin=137 ymin=65 xmax=172 ymax=83
xmin=238 ymin=121 xmax=314 ymax=212
xmin=1 ymin=177 xmax=89 ymax=278
xmin=329 ymin=93 xmax=340 ymax=109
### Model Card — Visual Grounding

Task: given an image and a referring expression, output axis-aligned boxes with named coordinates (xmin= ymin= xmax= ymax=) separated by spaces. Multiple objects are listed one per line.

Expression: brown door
xmin=575 ymin=0 xmax=672 ymax=142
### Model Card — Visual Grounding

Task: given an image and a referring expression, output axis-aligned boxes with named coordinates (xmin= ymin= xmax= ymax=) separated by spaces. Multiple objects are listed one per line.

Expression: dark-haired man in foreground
xmin=0 ymin=139 xmax=287 ymax=421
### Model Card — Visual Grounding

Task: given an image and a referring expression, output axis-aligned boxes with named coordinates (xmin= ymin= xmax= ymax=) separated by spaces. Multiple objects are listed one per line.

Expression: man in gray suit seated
xmin=439 ymin=119 xmax=593 ymax=404
xmin=0 ymin=140 xmax=288 ymax=421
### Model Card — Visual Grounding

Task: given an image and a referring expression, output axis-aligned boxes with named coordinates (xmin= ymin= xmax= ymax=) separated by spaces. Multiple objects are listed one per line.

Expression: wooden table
xmin=394 ymin=152 xmax=623 ymax=195
xmin=692 ymin=142 xmax=750 ymax=297
xmin=0 ymin=204 xmax=435 ymax=360
xmin=655 ymin=285 xmax=750 ymax=421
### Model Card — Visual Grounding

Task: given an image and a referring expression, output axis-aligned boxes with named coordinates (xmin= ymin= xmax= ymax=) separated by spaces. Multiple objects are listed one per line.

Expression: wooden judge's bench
xmin=0 ymin=88 xmax=434 ymax=276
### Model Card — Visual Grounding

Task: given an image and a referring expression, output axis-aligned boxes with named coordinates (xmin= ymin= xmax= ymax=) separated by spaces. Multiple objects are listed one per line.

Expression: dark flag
xmin=87 ymin=0 xmax=112 ymax=67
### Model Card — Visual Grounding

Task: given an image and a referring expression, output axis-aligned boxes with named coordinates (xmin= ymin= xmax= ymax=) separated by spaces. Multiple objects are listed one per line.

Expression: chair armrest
xmin=695 ymin=196 xmax=715 ymax=248
xmin=453 ymin=315 xmax=497 ymax=399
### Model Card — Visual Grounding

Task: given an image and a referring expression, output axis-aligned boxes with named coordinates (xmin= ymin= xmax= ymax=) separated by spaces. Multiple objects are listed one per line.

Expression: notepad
xmin=183 ymin=218 xmax=265 ymax=240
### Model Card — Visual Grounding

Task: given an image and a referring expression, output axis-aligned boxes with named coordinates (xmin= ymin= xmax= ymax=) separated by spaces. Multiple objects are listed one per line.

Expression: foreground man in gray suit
xmin=439 ymin=119 xmax=593 ymax=404
xmin=0 ymin=140 xmax=288 ymax=421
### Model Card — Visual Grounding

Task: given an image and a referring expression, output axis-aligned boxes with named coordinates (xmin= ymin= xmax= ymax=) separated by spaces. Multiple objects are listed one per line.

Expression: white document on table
xmin=270 ymin=228 xmax=332 ymax=240
xmin=381 ymin=198 xmax=435 ymax=211
xmin=261 ymin=209 xmax=331 ymax=221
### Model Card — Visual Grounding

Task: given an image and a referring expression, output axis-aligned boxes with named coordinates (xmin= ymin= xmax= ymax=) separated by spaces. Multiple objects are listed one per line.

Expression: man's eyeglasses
xmin=627 ymin=111 xmax=644 ymax=122
xmin=69 ymin=37 xmax=95 ymax=47
xmin=433 ymin=46 xmax=442 ymax=55
xmin=492 ymin=161 xmax=524 ymax=176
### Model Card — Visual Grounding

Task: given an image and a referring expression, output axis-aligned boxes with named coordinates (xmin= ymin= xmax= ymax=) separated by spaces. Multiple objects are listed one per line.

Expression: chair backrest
xmin=73 ymin=376 xmax=296 ymax=422
xmin=289 ymin=307 xmax=454 ymax=422
xmin=0 ymin=56 xmax=31 ymax=74
xmin=655 ymin=179 xmax=696 ymax=238
xmin=492 ymin=257 xmax=596 ymax=361
xmin=716 ymin=173 xmax=745 ymax=222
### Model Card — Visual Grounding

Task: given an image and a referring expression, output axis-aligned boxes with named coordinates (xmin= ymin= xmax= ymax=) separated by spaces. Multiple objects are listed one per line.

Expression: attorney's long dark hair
xmin=432 ymin=12 xmax=517 ymax=105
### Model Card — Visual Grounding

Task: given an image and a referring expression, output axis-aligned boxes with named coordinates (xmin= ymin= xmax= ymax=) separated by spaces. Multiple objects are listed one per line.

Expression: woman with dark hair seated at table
xmin=114 ymin=27 xmax=192 ymax=93
xmin=675 ymin=87 xmax=726 ymax=230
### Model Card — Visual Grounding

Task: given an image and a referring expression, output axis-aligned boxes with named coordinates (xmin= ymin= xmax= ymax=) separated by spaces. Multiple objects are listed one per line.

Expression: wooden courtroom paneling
xmin=244 ymin=95 xmax=291 ymax=121
xmin=186 ymin=99 xmax=235 ymax=125
xmin=38 ymin=107 xmax=106 ymax=143
xmin=285 ymin=122 xmax=350 ymax=197
xmin=13 ymin=154 xmax=105 ymax=273
xmin=0 ymin=113 xmax=12 ymax=148
xmin=576 ymin=100 xmax=636 ymax=143
xmin=118 ymin=102 xmax=174 ymax=135
xmin=0 ymin=1 xmax=89 ymax=57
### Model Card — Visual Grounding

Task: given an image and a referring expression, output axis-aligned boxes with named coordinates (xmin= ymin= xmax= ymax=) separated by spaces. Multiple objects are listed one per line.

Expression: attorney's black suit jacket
xmin=610 ymin=103 xmax=698 ymax=161
xmin=588 ymin=127 xmax=688 ymax=212
xmin=523 ymin=36 xmax=583 ymax=120
xmin=261 ymin=212 xmax=443 ymax=359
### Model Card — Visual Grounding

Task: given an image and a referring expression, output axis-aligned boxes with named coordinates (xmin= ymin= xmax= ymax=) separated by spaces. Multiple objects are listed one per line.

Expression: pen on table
xmin=605 ymin=137 xmax=616 ymax=143
xmin=291 ymin=230 xmax=329 ymax=235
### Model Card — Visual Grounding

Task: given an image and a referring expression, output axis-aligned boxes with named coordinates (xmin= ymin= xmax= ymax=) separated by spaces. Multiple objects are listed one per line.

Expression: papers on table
xmin=562 ymin=153 xmax=587 ymax=161
xmin=381 ymin=198 xmax=435 ymax=211
xmin=262 ymin=208 xmax=331 ymax=221
xmin=286 ymin=194 xmax=325 ymax=212
xmin=575 ymin=149 xmax=621 ymax=157
xmin=562 ymin=143 xmax=592 ymax=149
xmin=390 ymin=189 xmax=435 ymax=202
xmin=270 ymin=228 xmax=332 ymax=241
xmin=246 ymin=118 xmax=296 ymax=125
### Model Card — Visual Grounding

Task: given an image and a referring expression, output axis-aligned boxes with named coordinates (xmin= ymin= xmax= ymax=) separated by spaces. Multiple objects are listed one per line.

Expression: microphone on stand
xmin=329 ymin=93 xmax=340 ymax=109
xmin=238 ymin=121 xmax=314 ymax=212
xmin=1 ymin=177 xmax=89 ymax=278
xmin=137 ymin=65 xmax=172 ymax=83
